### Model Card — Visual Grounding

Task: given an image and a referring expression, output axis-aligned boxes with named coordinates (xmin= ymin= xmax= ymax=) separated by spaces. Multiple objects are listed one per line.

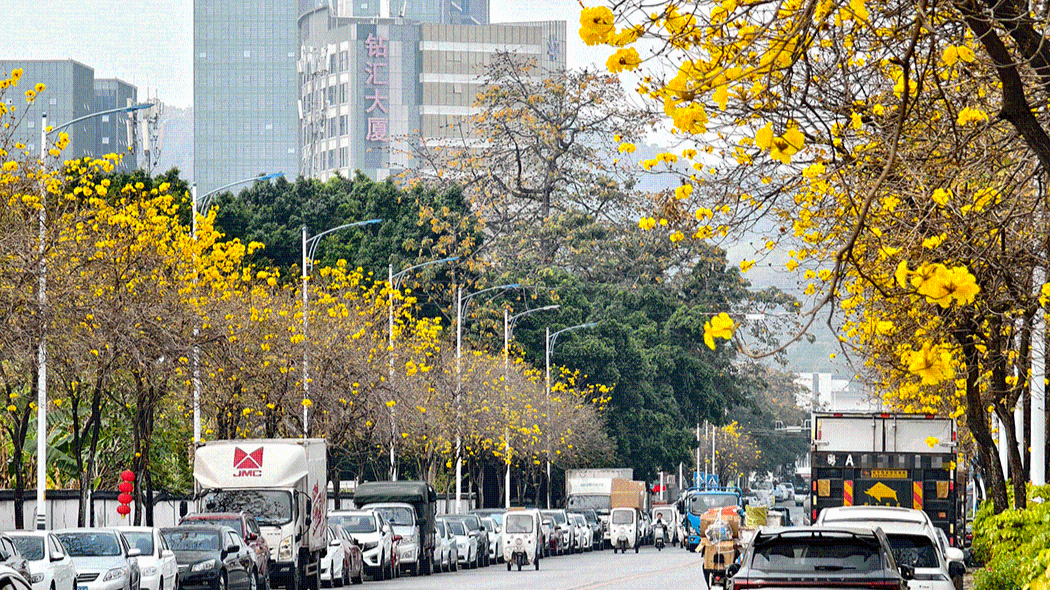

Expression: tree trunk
xmin=958 ymin=331 xmax=1009 ymax=512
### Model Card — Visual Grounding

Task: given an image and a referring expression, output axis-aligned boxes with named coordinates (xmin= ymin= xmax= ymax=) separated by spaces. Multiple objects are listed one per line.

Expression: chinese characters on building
xmin=364 ymin=33 xmax=388 ymax=142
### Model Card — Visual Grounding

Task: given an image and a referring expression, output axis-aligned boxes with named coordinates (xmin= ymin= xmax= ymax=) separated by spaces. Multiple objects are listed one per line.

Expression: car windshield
xmin=448 ymin=522 xmax=466 ymax=536
xmin=331 ymin=515 xmax=376 ymax=533
xmin=611 ymin=511 xmax=634 ymax=524
xmin=583 ymin=512 xmax=597 ymax=524
xmin=689 ymin=494 xmax=739 ymax=515
xmin=752 ymin=536 xmax=880 ymax=573
xmin=162 ymin=530 xmax=221 ymax=552
xmin=375 ymin=507 xmax=414 ymax=526
xmin=121 ymin=532 xmax=155 ymax=556
xmin=542 ymin=511 xmax=566 ymax=524
xmin=10 ymin=537 xmax=43 ymax=561
xmin=753 ymin=481 xmax=773 ymax=490
xmin=504 ymin=514 xmax=534 ymax=533
xmin=886 ymin=534 xmax=939 ymax=569
xmin=56 ymin=532 xmax=122 ymax=557
xmin=184 ymin=517 xmax=243 ymax=535
xmin=201 ymin=490 xmax=292 ymax=526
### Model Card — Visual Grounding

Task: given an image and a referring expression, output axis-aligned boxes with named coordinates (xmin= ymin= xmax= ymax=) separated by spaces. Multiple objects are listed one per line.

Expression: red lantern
xmin=117 ymin=493 xmax=133 ymax=504
xmin=118 ymin=481 xmax=133 ymax=493
xmin=121 ymin=470 xmax=136 ymax=482
xmin=116 ymin=505 xmax=130 ymax=516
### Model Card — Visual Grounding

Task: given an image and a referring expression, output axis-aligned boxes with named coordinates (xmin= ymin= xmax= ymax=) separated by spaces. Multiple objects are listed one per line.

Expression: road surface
xmin=341 ymin=544 xmax=711 ymax=590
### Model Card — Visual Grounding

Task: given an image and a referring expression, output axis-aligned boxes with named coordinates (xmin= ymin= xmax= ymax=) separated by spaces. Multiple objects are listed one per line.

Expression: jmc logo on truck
xmin=233 ymin=447 xmax=264 ymax=477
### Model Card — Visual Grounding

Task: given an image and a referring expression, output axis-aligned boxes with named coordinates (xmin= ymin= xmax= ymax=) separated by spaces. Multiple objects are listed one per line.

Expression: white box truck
xmin=564 ymin=468 xmax=633 ymax=547
xmin=193 ymin=439 xmax=328 ymax=590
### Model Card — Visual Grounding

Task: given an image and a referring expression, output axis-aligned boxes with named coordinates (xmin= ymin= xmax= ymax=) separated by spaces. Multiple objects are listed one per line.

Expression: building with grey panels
xmin=93 ymin=78 xmax=138 ymax=167
xmin=298 ymin=4 xmax=565 ymax=181
xmin=194 ymin=0 xmax=300 ymax=196
xmin=0 ymin=60 xmax=96 ymax=163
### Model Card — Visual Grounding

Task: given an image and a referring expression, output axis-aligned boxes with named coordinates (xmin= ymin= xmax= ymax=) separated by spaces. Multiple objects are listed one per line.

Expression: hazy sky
xmin=0 ymin=0 xmax=605 ymax=109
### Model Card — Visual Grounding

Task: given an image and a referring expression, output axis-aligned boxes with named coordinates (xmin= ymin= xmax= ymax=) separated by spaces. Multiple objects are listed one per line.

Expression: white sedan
xmin=9 ymin=532 xmax=76 ymax=590
xmin=114 ymin=527 xmax=178 ymax=590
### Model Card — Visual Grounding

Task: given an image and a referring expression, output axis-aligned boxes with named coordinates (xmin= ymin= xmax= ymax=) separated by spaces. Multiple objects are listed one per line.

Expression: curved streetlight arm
xmin=508 ymin=305 xmax=560 ymax=336
xmin=391 ymin=256 xmax=459 ymax=290
xmin=458 ymin=282 xmax=520 ymax=317
xmin=549 ymin=321 xmax=598 ymax=349
xmin=303 ymin=219 xmax=382 ymax=275
xmin=47 ymin=103 xmax=153 ymax=135
xmin=196 ymin=172 xmax=284 ymax=214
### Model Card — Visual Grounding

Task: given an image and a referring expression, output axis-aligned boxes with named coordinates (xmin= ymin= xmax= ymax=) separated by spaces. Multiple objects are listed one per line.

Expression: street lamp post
xmin=387 ymin=257 xmax=458 ymax=480
xmin=189 ymin=173 xmax=284 ymax=446
xmin=545 ymin=322 xmax=597 ymax=509
xmin=33 ymin=103 xmax=152 ymax=531
xmin=454 ymin=282 xmax=519 ymax=513
xmin=503 ymin=305 xmax=559 ymax=509
xmin=300 ymin=220 xmax=382 ymax=436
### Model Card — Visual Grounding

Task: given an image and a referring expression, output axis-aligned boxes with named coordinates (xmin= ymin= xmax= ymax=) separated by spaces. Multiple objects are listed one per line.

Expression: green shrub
xmin=971 ymin=484 xmax=1050 ymax=590
xmin=973 ymin=554 xmax=1021 ymax=590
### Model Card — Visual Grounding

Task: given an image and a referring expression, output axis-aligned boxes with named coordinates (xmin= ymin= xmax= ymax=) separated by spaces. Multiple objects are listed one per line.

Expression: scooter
xmin=654 ymin=523 xmax=666 ymax=551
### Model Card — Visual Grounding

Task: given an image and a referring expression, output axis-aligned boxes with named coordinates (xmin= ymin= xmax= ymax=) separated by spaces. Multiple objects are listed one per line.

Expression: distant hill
xmin=154 ymin=106 xmax=193 ymax=182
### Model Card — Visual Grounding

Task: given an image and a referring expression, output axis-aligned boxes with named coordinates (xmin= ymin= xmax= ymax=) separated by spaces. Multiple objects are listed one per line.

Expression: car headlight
xmin=192 ymin=560 xmax=217 ymax=572
xmin=103 ymin=567 xmax=128 ymax=581
xmin=142 ymin=567 xmax=158 ymax=577
xmin=278 ymin=536 xmax=293 ymax=560
xmin=30 ymin=574 xmax=43 ymax=583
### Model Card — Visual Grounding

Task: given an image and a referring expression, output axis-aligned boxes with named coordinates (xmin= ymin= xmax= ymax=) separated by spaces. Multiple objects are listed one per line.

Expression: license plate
xmin=79 ymin=586 xmax=88 ymax=590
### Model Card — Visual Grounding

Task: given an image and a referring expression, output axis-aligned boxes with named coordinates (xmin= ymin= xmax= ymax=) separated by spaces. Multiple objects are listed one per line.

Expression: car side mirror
xmin=225 ymin=543 xmax=239 ymax=555
xmin=945 ymin=547 xmax=965 ymax=563
xmin=948 ymin=562 xmax=965 ymax=579
xmin=479 ymin=527 xmax=486 ymax=533
xmin=162 ymin=550 xmax=175 ymax=559
xmin=899 ymin=564 xmax=915 ymax=581
xmin=726 ymin=563 xmax=740 ymax=578
xmin=393 ymin=535 xmax=402 ymax=543
xmin=50 ymin=552 xmax=65 ymax=562
xmin=128 ymin=549 xmax=142 ymax=558
xmin=246 ymin=532 xmax=258 ymax=542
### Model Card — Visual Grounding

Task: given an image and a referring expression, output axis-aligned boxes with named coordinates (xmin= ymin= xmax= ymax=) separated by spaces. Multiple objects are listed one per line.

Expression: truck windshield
xmin=566 ymin=495 xmax=611 ymax=511
xmin=375 ymin=507 xmax=415 ymax=526
xmin=201 ymin=490 xmax=293 ymax=526
xmin=688 ymin=494 xmax=739 ymax=515
xmin=504 ymin=514 xmax=534 ymax=533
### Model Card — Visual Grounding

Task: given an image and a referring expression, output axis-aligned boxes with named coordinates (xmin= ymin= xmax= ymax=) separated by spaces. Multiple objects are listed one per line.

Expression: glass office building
xmin=93 ymin=78 xmax=138 ymax=167
xmin=194 ymin=0 xmax=300 ymax=196
xmin=0 ymin=60 xmax=97 ymax=162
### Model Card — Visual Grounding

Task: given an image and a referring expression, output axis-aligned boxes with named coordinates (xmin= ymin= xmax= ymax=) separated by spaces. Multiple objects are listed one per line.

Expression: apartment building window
xmin=328 ymin=117 xmax=337 ymax=137
xmin=102 ymin=137 xmax=110 ymax=145
xmin=329 ymin=54 xmax=337 ymax=72
xmin=340 ymin=146 xmax=348 ymax=167
xmin=339 ymin=115 xmax=347 ymax=136
xmin=328 ymin=86 xmax=336 ymax=104
xmin=339 ymin=83 xmax=347 ymax=103
xmin=339 ymin=51 xmax=349 ymax=71
xmin=327 ymin=149 xmax=336 ymax=169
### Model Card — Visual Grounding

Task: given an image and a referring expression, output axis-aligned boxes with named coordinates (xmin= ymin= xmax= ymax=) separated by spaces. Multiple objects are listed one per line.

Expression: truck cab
xmin=352 ymin=481 xmax=436 ymax=577
xmin=193 ymin=439 xmax=327 ymax=590
xmin=680 ymin=489 xmax=741 ymax=552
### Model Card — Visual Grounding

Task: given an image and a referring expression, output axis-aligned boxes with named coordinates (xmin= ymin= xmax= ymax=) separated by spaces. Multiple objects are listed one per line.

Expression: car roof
xmin=331 ymin=510 xmax=373 ymax=516
xmin=161 ymin=525 xmax=236 ymax=534
xmin=867 ymin=521 xmax=934 ymax=536
xmin=819 ymin=506 xmax=931 ymax=524
xmin=112 ymin=526 xmax=159 ymax=533
xmin=54 ymin=528 xmax=121 ymax=535
xmin=183 ymin=512 xmax=245 ymax=519
xmin=757 ymin=525 xmax=884 ymax=538
xmin=5 ymin=531 xmax=49 ymax=538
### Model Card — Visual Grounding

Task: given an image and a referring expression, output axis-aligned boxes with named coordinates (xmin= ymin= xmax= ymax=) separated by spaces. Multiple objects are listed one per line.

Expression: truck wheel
xmin=635 ymin=544 xmax=639 ymax=554
xmin=507 ymin=561 xmax=512 ymax=572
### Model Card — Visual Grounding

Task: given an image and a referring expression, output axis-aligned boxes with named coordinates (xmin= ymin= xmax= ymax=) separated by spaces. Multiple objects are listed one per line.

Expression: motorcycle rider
xmin=654 ymin=513 xmax=668 ymax=545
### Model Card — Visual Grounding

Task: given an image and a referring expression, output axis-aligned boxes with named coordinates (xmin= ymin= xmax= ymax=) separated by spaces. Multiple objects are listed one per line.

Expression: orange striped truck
xmin=809 ymin=412 xmax=962 ymax=546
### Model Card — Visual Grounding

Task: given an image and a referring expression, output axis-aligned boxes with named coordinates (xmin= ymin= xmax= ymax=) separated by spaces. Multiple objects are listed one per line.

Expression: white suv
xmin=816 ymin=507 xmax=965 ymax=590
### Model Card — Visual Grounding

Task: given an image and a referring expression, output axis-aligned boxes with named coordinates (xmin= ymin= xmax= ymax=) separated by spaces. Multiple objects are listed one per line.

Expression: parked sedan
xmin=9 ymin=531 xmax=76 ymax=590
xmin=160 ymin=526 xmax=254 ymax=590
xmin=446 ymin=516 xmax=489 ymax=567
xmin=328 ymin=511 xmax=394 ymax=581
xmin=479 ymin=518 xmax=502 ymax=563
xmin=178 ymin=514 xmax=268 ymax=590
xmin=726 ymin=527 xmax=912 ymax=590
xmin=0 ymin=534 xmax=32 ymax=583
xmin=54 ymin=529 xmax=141 ymax=590
xmin=441 ymin=519 xmax=478 ymax=570
xmin=431 ymin=520 xmax=457 ymax=573
xmin=320 ymin=525 xmax=362 ymax=587
xmin=0 ymin=564 xmax=32 ymax=590
xmin=114 ymin=528 xmax=178 ymax=590
xmin=569 ymin=513 xmax=591 ymax=552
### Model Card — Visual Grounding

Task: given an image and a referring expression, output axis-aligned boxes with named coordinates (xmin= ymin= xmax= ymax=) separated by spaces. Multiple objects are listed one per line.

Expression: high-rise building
xmin=93 ymin=78 xmax=138 ymax=166
xmin=193 ymin=0 xmax=300 ymax=196
xmin=0 ymin=60 xmax=139 ymax=170
xmin=298 ymin=5 xmax=566 ymax=180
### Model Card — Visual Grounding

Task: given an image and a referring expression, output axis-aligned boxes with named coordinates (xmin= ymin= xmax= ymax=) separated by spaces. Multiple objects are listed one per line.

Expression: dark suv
xmin=180 ymin=513 xmax=270 ymax=590
xmin=726 ymin=527 xmax=912 ymax=590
